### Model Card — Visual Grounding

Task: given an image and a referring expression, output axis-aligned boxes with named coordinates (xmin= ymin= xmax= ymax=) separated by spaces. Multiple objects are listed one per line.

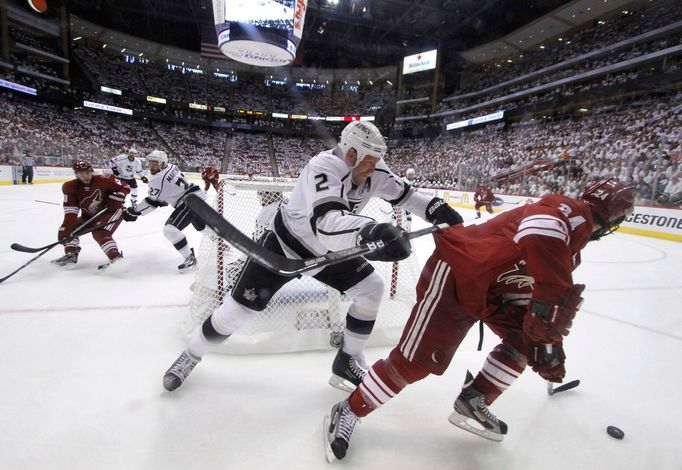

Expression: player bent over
xmin=324 ymin=178 xmax=634 ymax=461
xmin=162 ymin=121 xmax=463 ymax=393
xmin=52 ymin=160 xmax=129 ymax=270
xmin=110 ymin=147 xmax=148 ymax=209
xmin=121 ymin=150 xmax=206 ymax=272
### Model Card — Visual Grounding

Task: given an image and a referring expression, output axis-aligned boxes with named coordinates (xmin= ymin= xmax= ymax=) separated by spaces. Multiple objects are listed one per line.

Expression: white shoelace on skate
xmin=337 ymin=406 xmax=358 ymax=443
xmin=170 ymin=353 xmax=197 ymax=379
xmin=348 ymin=357 xmax=367 ymax=381
xmin=476 ymin=400 xmax=500 ymax=425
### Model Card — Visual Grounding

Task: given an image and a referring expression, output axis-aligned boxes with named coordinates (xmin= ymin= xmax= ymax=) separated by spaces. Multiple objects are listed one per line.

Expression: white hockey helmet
xmin=128 ymin=147 xmax=138 ymax=156
xmin=339 ymin=121 xmax=387 ymax=167
xmin=405 ymin=168 xmax=416 ymax=179
xmin=147 ymin=150 xmax=168 ymax=168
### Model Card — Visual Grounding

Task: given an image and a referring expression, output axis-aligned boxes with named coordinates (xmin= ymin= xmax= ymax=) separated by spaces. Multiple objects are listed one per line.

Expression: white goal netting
xmin=186 ymin=178 xmax=421 ymax=354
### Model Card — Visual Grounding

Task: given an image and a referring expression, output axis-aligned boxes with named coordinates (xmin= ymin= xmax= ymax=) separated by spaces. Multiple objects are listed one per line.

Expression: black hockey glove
xmin=140 ymin=176 xmax=149 ymax=184
xmin=425 ymin=197 xmax=463 ymax=226
xmin=112 ymin=168 xmax=120 ymax=176
xmin=122 ymin=207 xmax=139 ymax=222
xmin=358 ymin=223 xmax=411 ymax=262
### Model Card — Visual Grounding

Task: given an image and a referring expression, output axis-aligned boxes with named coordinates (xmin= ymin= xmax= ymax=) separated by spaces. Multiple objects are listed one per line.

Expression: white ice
xmin=1 ymin=183 xmax=681 ymax=470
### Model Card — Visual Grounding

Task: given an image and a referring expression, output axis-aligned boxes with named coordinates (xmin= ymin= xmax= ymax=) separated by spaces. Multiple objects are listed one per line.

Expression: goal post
xmin=186 ymin=177 xmax=421 ymax=354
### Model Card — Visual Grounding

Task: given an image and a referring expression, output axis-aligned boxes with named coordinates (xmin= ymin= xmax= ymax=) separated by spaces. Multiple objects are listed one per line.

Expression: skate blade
xmin=323 ymin=414 xmax=337 ymax=463
xmin=53 ymin=262 xmax=77 ymax=270
xmin=97 ymin=258 xmax=129 ymax=274
xmin=178 ymin=265 xmax=197 ymax=274
xmin=448 ymin=411 xmax=504 ymax=442
xmin=328 ymin=374 xmax=357 ymax=393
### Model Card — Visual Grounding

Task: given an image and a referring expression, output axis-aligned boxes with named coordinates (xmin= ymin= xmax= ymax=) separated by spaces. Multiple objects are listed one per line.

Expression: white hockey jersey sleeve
xmin=133 ymin=159 xmax=143 ymax=177
xmin=372 ymin=161 xmax=433 ymax=223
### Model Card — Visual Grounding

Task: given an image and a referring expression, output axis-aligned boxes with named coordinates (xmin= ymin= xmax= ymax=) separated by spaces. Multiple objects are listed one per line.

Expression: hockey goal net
xmin=186 ymin=177 xmax=421 ymax=354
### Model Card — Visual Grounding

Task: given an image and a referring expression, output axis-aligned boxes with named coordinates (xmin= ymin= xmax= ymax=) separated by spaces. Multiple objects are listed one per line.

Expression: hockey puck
xmin=606 ymin=426 xmax=624 ymax=440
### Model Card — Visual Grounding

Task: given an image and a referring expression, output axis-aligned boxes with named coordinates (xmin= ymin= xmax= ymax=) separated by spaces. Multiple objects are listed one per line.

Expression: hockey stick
xmin=547 ymin=379 xmax=581 ymax=396
xmin=543 ymin=345 xmax=580 ymax=395
xmin=185 ymin=193 xmax=449 ymax=276
xmin=1 ymin=210 xmax=110 ymax=284
xmin=1 ymin=247 xmax=56 ymax=284
xmin=34 ymin=199 xmax=61 ymax=206
xmin=10 ymin=209 xmax=110 ymax=253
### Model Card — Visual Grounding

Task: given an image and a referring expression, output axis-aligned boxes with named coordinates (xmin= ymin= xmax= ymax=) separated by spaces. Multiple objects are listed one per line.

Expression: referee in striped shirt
xmin=21 ymin=152 xmax=34 ymax=184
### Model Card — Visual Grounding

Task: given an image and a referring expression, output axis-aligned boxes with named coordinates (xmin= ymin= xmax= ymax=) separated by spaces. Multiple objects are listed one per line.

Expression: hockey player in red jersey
xmin=324 ymin=178 xmax=634 ymax=461
xmin=474 ymin=183 xmax=495 ymax=218
xmin=201 ymin=164 xmax=220 ymax=192
xmin=51 ymin=160 xmax=129 ymax=270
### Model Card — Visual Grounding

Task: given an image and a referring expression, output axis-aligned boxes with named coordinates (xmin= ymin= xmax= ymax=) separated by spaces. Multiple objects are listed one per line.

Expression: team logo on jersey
xmin=82 ymin=189 xmax=103 ymax=213
xmin=243 ymin=288 xmax=257 ymax=302
xmin=496 ymin=262 xmax=535 ymax=289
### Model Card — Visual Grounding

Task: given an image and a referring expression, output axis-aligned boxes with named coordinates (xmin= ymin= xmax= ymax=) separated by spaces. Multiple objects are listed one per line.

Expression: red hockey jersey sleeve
xmin=512 ymin=197 xmax=591 ymax=304
xmin=61 ymin=180 xmax=80 ymax=229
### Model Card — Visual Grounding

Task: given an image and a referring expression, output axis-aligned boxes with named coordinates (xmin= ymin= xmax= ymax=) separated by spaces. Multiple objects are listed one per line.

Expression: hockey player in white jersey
xmin=402 ymin=168 xmax=417 ymax=231
xmin=110 ymin=148 xmax=148 ymax=208
xmin=121 ymin=150 xmax=206 ymax=272
xmin=162 ymin=121 xmax=464 ymax=393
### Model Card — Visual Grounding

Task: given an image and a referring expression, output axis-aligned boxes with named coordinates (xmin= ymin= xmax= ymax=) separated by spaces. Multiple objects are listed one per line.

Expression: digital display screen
xmin=212 ymin=0 xmax=307 ymax=67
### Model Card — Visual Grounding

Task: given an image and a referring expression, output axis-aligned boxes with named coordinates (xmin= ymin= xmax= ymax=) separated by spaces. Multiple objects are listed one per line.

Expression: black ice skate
xmin=329 ymin=348 xmax=367 ymax=392
xmin=51 ymin=252 xmax=78 ymax=269
xmin=98 ymin=254 xmax=123 ymax=271
xmin=323 ymin=399 xmax=359 ymax=462
xmin=163 ymin=350 xmax=201 ymax=391
xmin=448 ymin=370 xmax=508 ymax=442
xmin=178 ymin=248 xmax=197 ymax=272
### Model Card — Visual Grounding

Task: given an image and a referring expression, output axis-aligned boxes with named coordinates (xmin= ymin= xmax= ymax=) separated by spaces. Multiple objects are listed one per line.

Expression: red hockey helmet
xmin=72 ymin=160 xmax=93 ymax=172
xmin=580 ymin=178 xmax=634 ymax=239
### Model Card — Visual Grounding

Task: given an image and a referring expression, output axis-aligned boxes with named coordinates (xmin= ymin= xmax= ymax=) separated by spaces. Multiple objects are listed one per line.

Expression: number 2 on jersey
xmin=314 ymin=173 xmax=329 ymax=192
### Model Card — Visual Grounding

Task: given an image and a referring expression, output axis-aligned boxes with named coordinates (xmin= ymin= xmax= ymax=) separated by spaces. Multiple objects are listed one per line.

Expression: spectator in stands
xmin=658 ymin=174 xmax=682 ymax=208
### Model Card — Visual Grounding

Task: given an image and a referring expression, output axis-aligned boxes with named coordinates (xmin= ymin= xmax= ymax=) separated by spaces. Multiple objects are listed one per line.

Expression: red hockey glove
xmin=527 ymin=343 xmax=566 ymax=383
xmin=523 ymin=284 xmax=585 ymax=343
xmin=58 ymin=215 xmax=77 ymax=243
xmin=106 ymin=191 xmax=126 ymax=211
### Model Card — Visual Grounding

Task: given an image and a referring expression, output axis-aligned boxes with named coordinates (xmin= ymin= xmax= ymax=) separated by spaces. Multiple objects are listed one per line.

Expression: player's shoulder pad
xmin=372 ymin=159 xmax=396 ymax=178
xmin=308 ymin=149 xmax=348 ymax=177
xmin=62 ymin=179 xmax=78 ymax=192
xmin=532 ymin=194 xmax=588 ymax=226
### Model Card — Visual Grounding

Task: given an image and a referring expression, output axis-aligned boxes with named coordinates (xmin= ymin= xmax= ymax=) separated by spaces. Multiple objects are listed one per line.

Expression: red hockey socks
xmin=472 ymin=343 xmax=526 ymax=405
xmin=348 ymin=348 xmax=429 ymax=417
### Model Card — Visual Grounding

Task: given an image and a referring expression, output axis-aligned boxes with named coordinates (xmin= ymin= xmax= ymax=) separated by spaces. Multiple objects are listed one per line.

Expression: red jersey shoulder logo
xmin=496 ymin=261 xmax=535 ymax=289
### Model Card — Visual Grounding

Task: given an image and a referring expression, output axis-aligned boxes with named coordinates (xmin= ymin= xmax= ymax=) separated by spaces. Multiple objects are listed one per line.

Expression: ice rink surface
xmin=1 ymin=183 xmax=681 ymax=470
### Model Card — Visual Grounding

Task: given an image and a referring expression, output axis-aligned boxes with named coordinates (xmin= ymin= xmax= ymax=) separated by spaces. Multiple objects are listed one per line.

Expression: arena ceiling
xmin=64 ymin=0 xmax=571 ymax=68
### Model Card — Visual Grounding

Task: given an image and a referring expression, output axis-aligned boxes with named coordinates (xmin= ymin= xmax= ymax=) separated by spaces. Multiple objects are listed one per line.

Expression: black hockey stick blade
xmin=10 ymin=208 xmax=109 ymax=253
xmin=185 ymin=193 xmax=449 ymax=276
xmin=547 ymin=379 xmax=581 ymax=396
xmin=10 ymin=242 xmax=54 ymax=253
